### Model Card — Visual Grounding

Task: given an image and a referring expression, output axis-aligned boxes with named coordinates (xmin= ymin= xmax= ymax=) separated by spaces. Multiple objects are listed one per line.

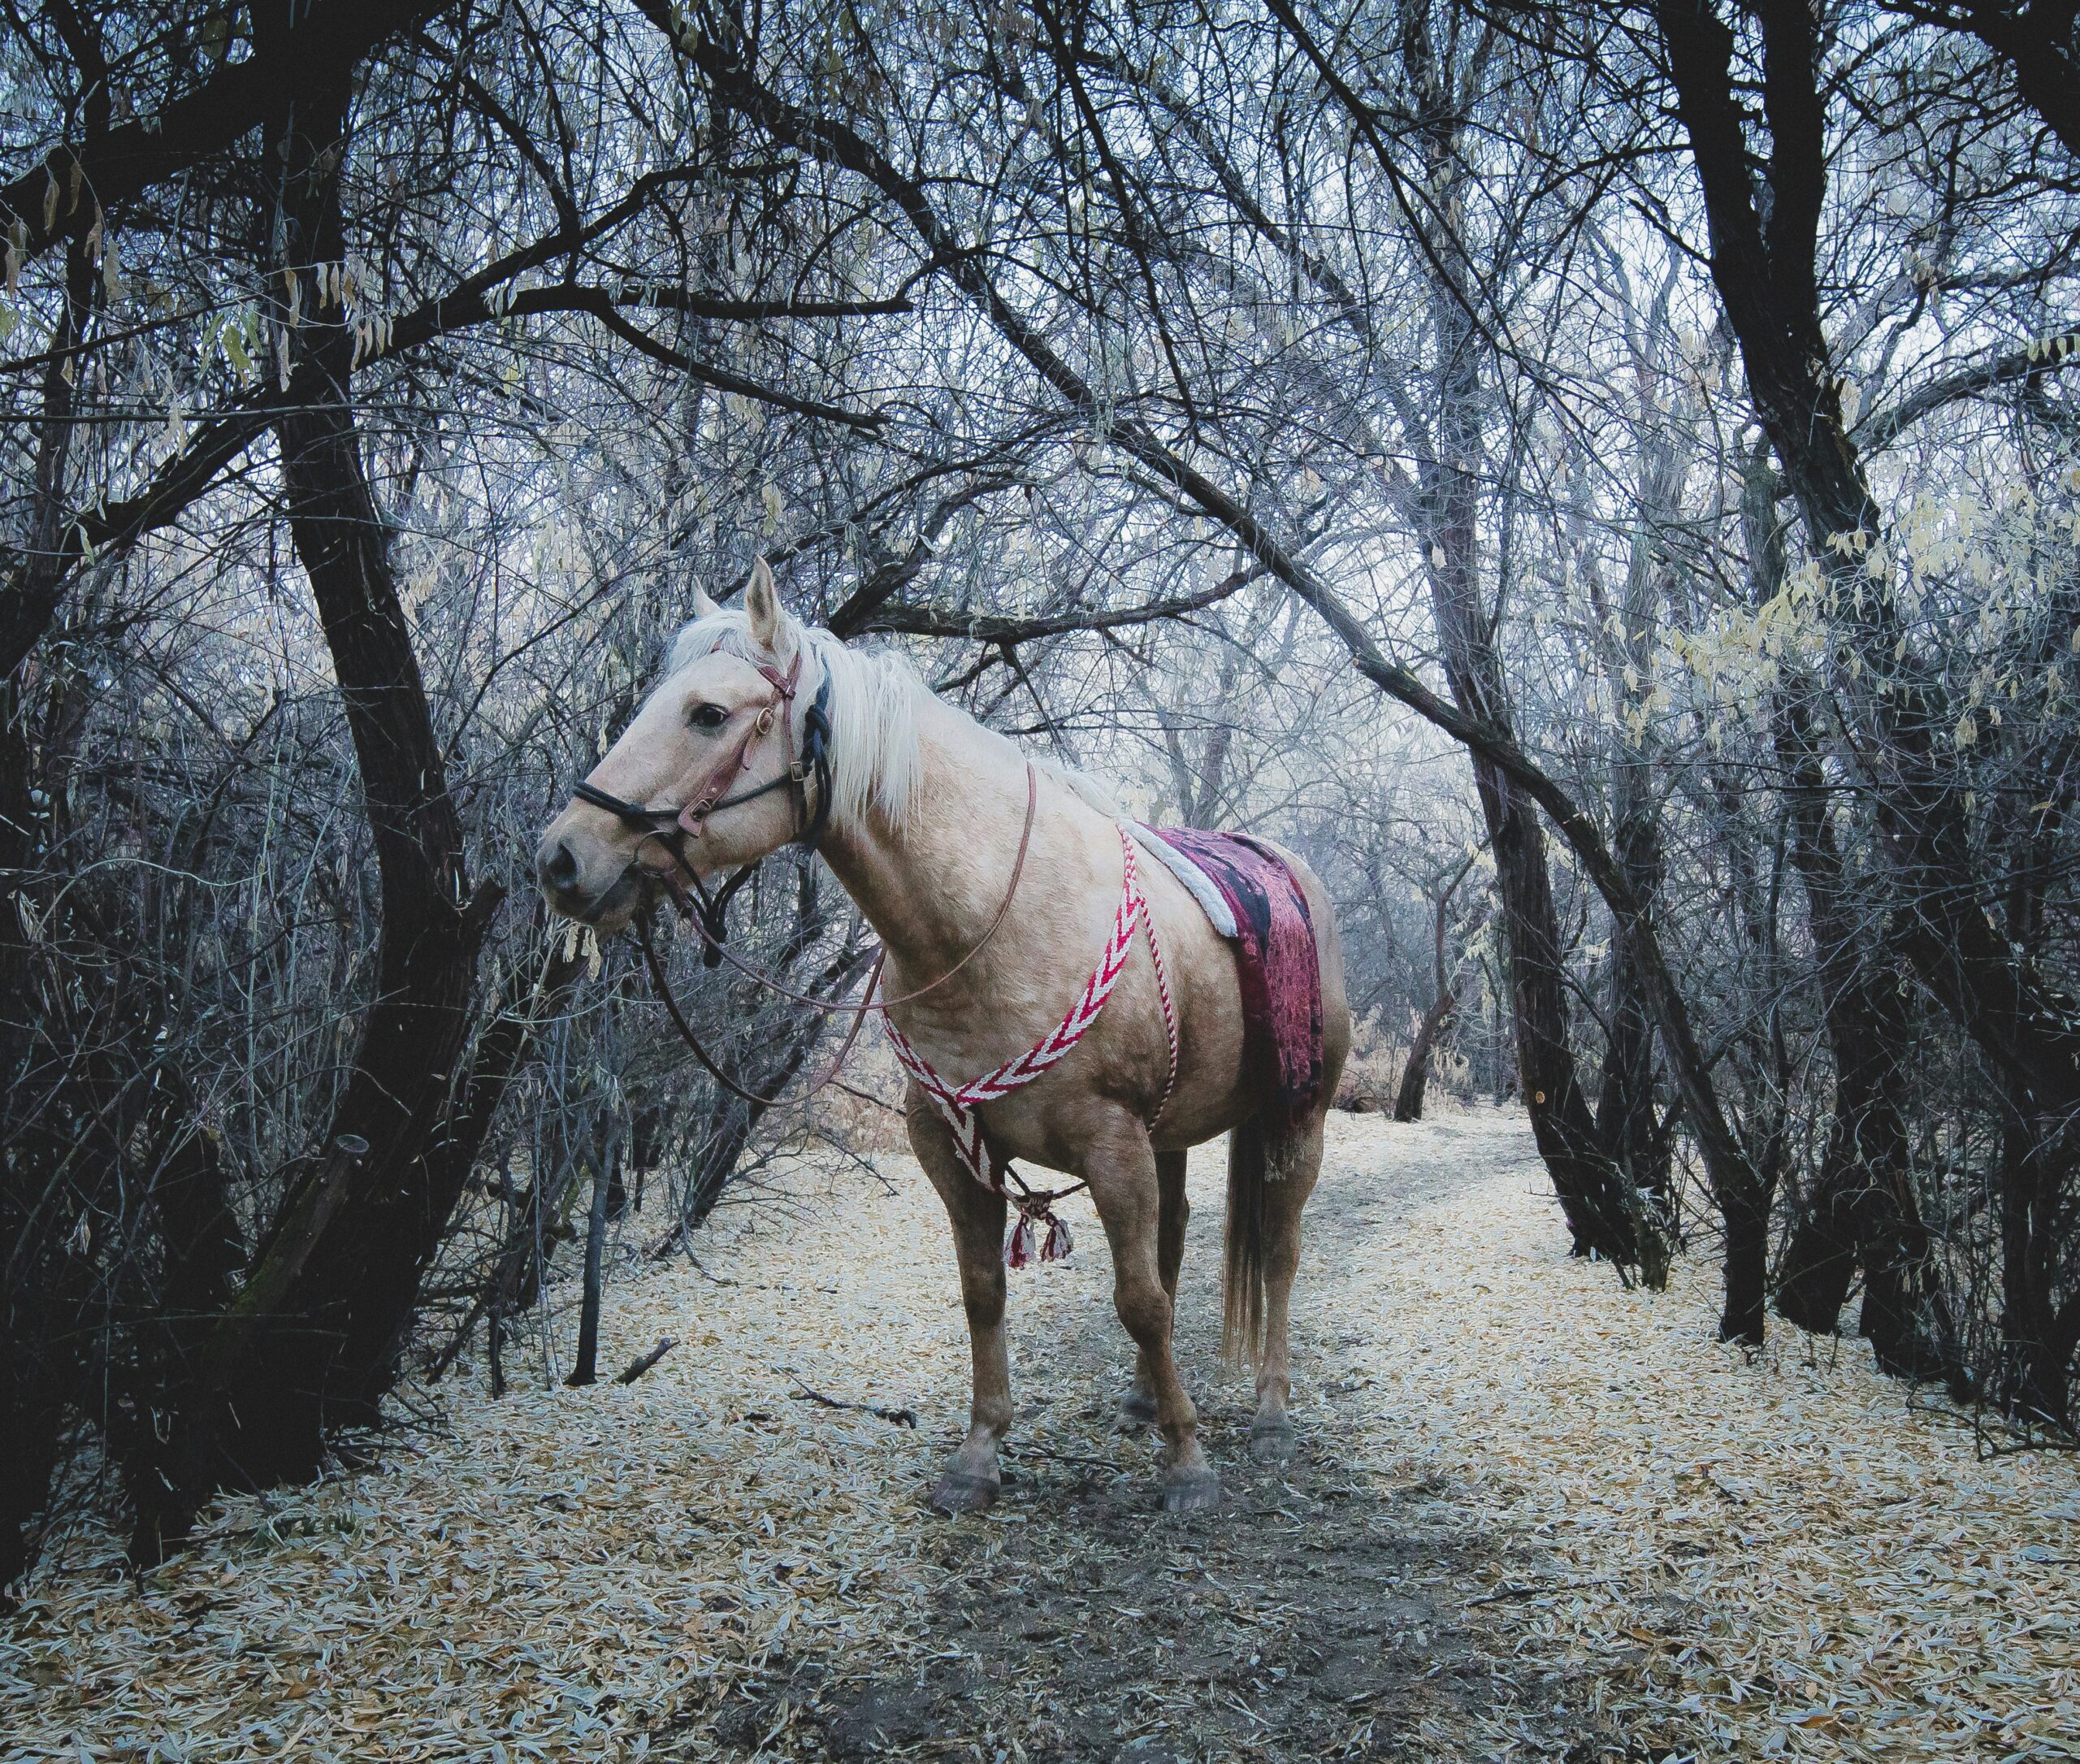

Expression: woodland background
xmin=3 ymin=0 xmax=2078 ymax=1588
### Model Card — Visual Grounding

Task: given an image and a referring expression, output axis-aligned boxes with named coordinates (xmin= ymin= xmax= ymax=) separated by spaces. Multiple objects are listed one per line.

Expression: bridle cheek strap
xmin=574 ymin=644 xmax=831 ymax=858
xmin=674 ymin=651 xmax=803 ymax=834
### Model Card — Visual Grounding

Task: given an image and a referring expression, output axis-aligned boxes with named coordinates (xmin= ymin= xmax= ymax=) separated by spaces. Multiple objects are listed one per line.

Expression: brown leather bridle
xmin=571 ymin=644 xmax=833 ymax=961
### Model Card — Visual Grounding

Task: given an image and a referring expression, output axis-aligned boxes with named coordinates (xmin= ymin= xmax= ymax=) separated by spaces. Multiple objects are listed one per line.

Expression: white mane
xmin=665 ymin=610 xmax=925 ymax=832
xmin=663 ymin=605 xmax=1126 ymax=834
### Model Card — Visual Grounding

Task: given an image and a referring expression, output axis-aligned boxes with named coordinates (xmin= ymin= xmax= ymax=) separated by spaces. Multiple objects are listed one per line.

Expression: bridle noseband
xmin=570 ymin=644 xmax=834 ymax=960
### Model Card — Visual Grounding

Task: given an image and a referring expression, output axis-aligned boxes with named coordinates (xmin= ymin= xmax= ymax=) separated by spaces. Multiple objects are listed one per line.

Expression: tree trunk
xmin=1414 ymin=214 xmax=1646 ymax=1268
xmin=1426 ymin=423 xmax=1641 ymax=1265
xmin=1774 ymin=1154 xmax=1859 ymax=1335
xmin=121 ymin=1111 xmax=246 ymax=1565
xmin=1588 ymin=410 xmax=1685 ymax=1208
xmin=1597 ymin=802 xmax=1666 ymax=1199
xmin=567 ymin=1130 xmax=620 ymax=1389
xmin=0 ymin=233 xmax=96 ymax=1594
xmin=1393 ymin=985 xmax=1454 ymax=1123
xmin=1720 ymin=1174 xmax=1771 ymax=1346
xmin=1770 ymin=765 xmax=1929 ymax=1372
xmin=240 ymin=367 xmax=487 ymax=1454
xmin=153 ymin=67 xmax=505 ymax=1515
xmin=1743 ymin=463 xmax=1941 ymax=1374
xmin=1999 ymin=1073 xmax=2066 ymax=1427
xmin=1394 ymin=858 xmax=1476 ymax=1124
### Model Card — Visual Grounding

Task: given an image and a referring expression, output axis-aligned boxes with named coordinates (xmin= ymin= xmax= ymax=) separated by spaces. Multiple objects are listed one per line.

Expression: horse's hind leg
xmin=1122 ymin=1149 xmax=1187 ymax=1428
xmin=1248 ymin=1115 xmax=1324 ymax=1463
xmin=1084 ymin=1114 xmax=1218 ymax=1513
xmin=906 ymin=1099 xmax=1012 ymax=1515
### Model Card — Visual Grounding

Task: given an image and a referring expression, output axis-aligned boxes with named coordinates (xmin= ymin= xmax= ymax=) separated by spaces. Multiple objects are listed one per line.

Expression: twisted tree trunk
xmin=138 ymin=66 xmax=522 ymax=1541
xmin=1392 ymin=982 xmax=1456 ymax=1124
xmin=1662 ymin=1 xmax=2032 ymax=1380
xmin=1394 ymin=849 xmax=1480 ymax=1124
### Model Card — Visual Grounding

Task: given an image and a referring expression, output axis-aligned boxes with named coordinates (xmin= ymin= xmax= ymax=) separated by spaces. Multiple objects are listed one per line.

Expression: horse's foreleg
xmin=1086 ymin=1117 xmax=1217 ymax=1513
xmin=907 ymin=1099 xmax=1011 ymax=1514
xmin=1250 ymin=1116 xmax=1324 ymax=1463
xmin=1123 ymin=1149 xmax=1188 ymax=1428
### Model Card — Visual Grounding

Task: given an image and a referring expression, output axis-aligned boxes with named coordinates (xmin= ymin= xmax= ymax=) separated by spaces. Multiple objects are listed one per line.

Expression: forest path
xmin=677 ymin=1105 xmax=2079 ymax=1764
xmin=10 ymin=1110 xmax=2074 ymax=1763
xmin=739 ymin=1107 xmax=1584 ymax=1764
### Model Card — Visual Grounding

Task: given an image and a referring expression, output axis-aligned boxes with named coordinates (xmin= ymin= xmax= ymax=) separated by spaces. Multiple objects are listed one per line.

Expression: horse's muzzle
xmin=535 ymin=817 xmax=655 ymax=928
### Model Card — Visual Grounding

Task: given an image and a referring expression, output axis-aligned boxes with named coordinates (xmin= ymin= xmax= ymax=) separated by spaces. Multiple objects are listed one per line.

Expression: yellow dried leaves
xmin=1327 ymin=1112 xmax=2078 ymax=1762
xmin=3 ymin=1113 xmax=2073 ymax=1762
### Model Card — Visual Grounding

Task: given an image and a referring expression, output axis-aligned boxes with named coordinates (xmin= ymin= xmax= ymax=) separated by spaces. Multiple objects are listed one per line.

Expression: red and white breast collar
xmin=882 ymin=826 xmax=1178 ymax=1266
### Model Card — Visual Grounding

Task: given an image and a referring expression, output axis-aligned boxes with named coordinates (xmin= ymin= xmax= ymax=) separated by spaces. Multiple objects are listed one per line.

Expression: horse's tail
xmin=1222 ymin=1114 xmax=1279 ymax=1368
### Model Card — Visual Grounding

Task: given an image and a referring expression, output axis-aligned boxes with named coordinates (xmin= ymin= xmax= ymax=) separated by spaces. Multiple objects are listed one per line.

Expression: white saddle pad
xmin=1124 ymin=821 xmax=1239 ymax=939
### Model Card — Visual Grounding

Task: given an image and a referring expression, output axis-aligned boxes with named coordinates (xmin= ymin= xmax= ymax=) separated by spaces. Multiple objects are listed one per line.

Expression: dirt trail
xmin=697 ymin=1110 xmax=1596 ymax=1762
xmin=13 ymin=1110 xmax=2072 ymax=1763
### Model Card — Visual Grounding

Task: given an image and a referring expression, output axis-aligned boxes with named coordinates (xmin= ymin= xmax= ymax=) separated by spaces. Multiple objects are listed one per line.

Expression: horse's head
xmin=537 ymin=559 xmax=821 ymax=930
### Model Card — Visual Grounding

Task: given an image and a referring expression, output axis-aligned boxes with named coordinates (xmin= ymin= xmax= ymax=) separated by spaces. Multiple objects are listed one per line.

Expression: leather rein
xmin=570 ymin=644 xmax=1038 ymax=1110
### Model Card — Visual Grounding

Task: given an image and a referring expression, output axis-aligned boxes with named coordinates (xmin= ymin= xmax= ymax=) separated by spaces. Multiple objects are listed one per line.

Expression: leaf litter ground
xmin=4 ymin=1109 xmax=2074 ymax=1761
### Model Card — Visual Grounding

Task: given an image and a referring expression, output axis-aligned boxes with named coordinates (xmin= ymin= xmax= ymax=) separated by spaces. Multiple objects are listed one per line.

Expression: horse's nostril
xmin=543 ymin=840 xmax=580 ymax=893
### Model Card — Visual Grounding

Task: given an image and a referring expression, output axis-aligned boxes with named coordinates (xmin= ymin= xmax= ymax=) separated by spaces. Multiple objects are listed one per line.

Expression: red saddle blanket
xmin=1146 ymin=827 xmax=1325 ymax=1133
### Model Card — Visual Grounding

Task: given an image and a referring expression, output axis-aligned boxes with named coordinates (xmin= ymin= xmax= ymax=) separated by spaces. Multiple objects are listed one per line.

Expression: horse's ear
xmin=745 ymin=556 xmax=787 ymax=652
xmin=690 ymin=584 xmax=721 ymax=618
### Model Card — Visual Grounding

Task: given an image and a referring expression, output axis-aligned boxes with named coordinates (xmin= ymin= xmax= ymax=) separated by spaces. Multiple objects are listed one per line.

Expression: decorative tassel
xmin=1006 ymin=1213 xmax=1035 ymax=1268
xmin=1041 ymin=1214 xmax=1072 ymax=1263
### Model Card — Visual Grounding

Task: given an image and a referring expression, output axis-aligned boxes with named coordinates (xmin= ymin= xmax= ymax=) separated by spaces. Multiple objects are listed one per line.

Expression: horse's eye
xmin=688 ymin=702 xmax=730 ymax=732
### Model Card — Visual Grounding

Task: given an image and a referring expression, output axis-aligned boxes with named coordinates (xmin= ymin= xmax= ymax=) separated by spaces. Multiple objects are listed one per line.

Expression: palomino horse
xmin=536 ymin=564 xmax=1349 ymax=1513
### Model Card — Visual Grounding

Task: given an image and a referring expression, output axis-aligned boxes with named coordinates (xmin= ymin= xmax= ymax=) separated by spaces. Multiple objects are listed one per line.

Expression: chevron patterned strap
xmin=884 ymin=825 xmax=1180 ymax=1265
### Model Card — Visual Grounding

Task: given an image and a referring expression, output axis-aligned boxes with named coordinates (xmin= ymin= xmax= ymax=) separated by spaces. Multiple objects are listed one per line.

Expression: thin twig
xmin=615 ymin=1337 xmax=677 ymax=1385
xmin=783 ymin=1372 xmax=917 ymax=1428
xmin=827 ymin=1077 xmax=908 ymax=1116
xmin=1003 ymin=1443 xmax=1125 ymax=1472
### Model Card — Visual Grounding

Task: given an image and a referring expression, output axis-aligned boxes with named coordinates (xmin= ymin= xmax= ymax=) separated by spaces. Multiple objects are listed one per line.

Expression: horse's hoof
xmin=1160 ymin=1471 xmax=1220 ymax=1514
xmin=1249 ymin=1421 xmax=1297 ymax=1463
xmin=1118 ymin=1387 xmax=1159 ymax=1428
xmin=930 ymin=1471 xmax=1000 ymax=1515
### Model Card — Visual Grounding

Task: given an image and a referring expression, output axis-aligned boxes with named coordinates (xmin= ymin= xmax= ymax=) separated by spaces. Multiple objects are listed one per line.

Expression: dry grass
xmin=1326 ymin=1111 xmax=2080 ymax=1762
xmin=1333 ymin=1011 xmax=1407 ymax=1112
xmin=3 ymin=1109 xmax=2074 ymax=1761
xmin=0 ymin=1154 xmax=960 ymax=1762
